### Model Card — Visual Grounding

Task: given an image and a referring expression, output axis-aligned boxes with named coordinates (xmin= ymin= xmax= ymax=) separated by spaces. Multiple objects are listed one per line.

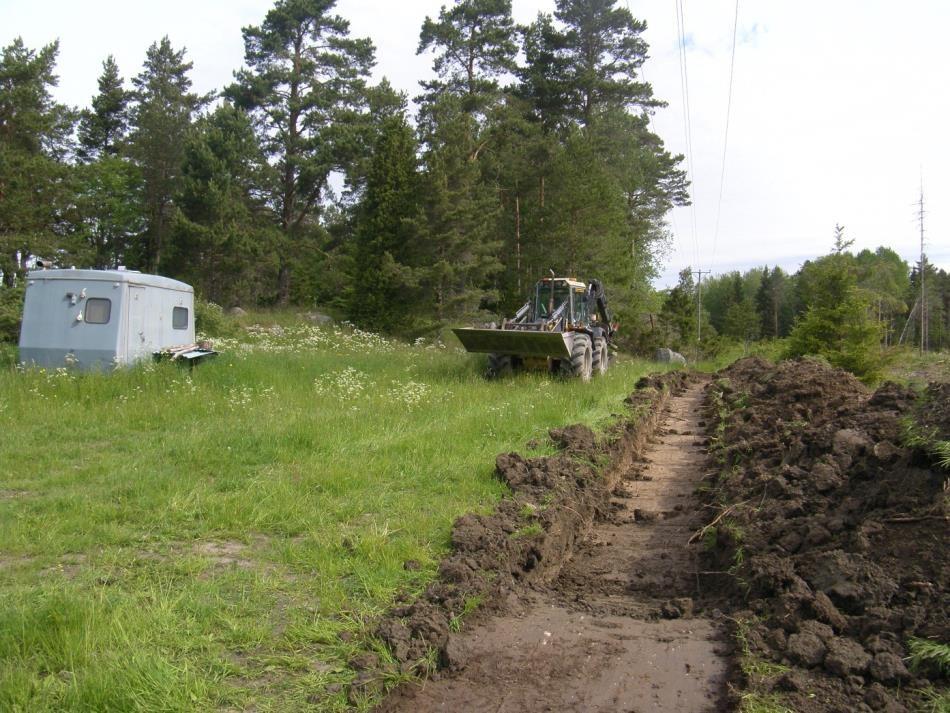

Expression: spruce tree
xmin=421 ymin=95 xmax=503 ymax=321
xmin=78 ymin=56 xmax=129 ymax=160
xmin=75 ymin=55 xmax=141 ymax=268
xmin=723 ymin=273 xmax=759 ymax=344
xmin=0 ymin=38 xmax=76 ymax=285
xmin=349 ymin=115 xmax=424 ymax=332
xmin=129 ymin=37 xmax=204 ymax=272
xmin=170 ymin=103 xmax=278 ymax=305
xmin=659 ymin=268 xmax=695 ymax=351
xmin=786 ymin=253 xmax=882 ymax=382
xmin=756 ymin=266 xmax=789 ymax=338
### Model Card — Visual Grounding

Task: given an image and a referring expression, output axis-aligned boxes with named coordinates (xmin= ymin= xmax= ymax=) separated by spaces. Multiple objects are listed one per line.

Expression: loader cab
xmin=533 ymin=278 xmax=588 ymax=324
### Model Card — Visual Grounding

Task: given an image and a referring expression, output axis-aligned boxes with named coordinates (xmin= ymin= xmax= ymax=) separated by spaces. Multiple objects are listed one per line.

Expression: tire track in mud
xmin=378 ymin=380 xmax=729 ymax=713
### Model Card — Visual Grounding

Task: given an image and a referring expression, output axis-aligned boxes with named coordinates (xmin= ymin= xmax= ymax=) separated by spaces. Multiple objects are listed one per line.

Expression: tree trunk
xmin=515 ymin=194 xmax=521 ymax=295
xmin=2 ymin=252 xmax=17 ymax=287
xmin=277 ymin=258 xmax=291 ymax=306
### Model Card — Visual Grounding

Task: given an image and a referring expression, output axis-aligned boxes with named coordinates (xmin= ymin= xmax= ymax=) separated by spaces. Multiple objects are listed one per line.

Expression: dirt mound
xmin=362 ymin=371 xmax=689 ymax=704
xmin=700 ymin=357 xmax=948 ymax=712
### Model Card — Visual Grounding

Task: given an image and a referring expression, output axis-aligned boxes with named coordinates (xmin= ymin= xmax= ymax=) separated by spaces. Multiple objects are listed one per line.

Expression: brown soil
xmin=700 ymin=357 xmax=949 ymax=712
xmin=374 ymin=375 xmax=730 ymax=712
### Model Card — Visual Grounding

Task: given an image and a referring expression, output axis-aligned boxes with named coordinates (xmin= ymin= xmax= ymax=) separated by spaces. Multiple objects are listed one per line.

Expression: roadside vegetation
xmin=0 ymin=315 xmax=666 ymax=711
xmin=661 ymin=226 xmax=950 ymax=384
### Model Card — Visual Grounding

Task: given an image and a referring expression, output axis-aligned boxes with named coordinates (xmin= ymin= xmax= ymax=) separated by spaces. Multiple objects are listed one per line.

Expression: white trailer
xmin=18 ymin=269 xmax=204 ymax=370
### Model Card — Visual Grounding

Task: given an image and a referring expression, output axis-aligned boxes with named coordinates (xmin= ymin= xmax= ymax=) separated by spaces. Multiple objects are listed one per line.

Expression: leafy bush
xmin=194 ymin=299 xmax=240 ymax=338
xmin=0 ymin=286 xmax=24 ymax=344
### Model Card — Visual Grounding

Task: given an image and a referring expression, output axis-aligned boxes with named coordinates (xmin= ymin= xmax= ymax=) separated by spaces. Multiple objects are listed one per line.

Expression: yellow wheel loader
xmin=453 ymin=276 xmax=616 ymax=381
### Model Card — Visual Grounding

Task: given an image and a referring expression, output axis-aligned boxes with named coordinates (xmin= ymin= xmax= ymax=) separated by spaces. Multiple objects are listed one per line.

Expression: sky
xmin=2 ymin=0 xmax=948 ymax=287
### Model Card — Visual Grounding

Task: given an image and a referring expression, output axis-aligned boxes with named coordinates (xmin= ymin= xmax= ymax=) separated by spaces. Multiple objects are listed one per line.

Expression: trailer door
xmin=128 ymin=285 xmax=148 ymax=362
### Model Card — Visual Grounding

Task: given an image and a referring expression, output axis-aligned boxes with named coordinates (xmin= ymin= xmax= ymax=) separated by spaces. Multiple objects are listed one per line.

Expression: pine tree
xmin=522 ymin=0 xmax=660 ymax=129
xmin=519 ymin=13 xmax=573 ymax=131
xmin=129 ymin=37 xmax=205 ymax=272
xmin=417 ymin=0 xmax=517 ymax=112
xmin=514 ymin=0 xmax=686 ymax=325
xmin=74 ymin=158 xmax=144 ymax=268
xmin=227 ymin=0 xmax=375 ymax=304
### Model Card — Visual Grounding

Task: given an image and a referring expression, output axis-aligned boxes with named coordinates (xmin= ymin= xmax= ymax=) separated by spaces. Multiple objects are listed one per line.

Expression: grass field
xmin=0 ymin=319 xmax=666 ymax=711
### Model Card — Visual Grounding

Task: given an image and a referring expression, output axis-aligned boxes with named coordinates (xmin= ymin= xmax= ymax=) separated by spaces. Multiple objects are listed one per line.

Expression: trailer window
xmin=85 ymin=298 xmax=111 ymax=324
xmin=172 ymin=306 xmax=188 ymax=330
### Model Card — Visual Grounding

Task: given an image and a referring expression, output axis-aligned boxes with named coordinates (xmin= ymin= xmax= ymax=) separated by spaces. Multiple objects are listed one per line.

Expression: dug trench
xmin=361 ymin=370 xmax=732 ymax=712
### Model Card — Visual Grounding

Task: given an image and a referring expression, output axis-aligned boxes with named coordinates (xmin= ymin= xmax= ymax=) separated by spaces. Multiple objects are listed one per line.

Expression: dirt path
xmin=379 ymin=381 xmax=729 ymax=712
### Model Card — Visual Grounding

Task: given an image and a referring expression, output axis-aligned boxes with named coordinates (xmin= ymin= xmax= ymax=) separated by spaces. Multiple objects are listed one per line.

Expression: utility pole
xmin=917 ymin=185 xmax=927 ymax=354
xmin=693 ymin=269 xmax=711 ymax=342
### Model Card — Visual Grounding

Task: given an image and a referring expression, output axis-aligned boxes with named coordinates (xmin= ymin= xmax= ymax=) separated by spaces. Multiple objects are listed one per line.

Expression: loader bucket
xmin=452 ymin=328 xmax=572 ymax=359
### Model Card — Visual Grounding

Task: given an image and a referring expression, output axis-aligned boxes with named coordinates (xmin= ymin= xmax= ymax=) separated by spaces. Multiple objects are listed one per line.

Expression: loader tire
xmin=592 ymin=337 xmax=609 ymax=375
xmin=487 ymin=353 xmax=514 ymax=378
xmin=562 ymin=333 xmax=593 ymax=381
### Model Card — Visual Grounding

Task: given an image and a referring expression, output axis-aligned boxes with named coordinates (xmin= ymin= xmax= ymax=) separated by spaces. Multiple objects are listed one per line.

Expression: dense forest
xmin=1 ymin=0 xmax=947 ymax=366
xmin=659 ymin=225 xmax=950 ymax=378
xmin=0 ymin=0 xmax=687 ymax=337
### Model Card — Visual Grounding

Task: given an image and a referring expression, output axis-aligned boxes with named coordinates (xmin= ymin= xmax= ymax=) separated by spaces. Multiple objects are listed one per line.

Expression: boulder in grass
xmin=655 ymin=348 xmax=687 ymax=365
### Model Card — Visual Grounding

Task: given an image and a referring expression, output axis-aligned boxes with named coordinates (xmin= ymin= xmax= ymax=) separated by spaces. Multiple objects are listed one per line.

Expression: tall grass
xmin=0 ymin=321 xmax=666 ymax=711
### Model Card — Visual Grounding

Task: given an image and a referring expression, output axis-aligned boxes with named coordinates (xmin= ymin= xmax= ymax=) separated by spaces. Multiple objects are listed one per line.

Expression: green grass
xmin=694 ymin=339 xmax=787 ymax=373
xmin=738 ymin=692 xmax=795 ymax=713
xmin=916 ymin=687 xmax=950 ymax=713
xmin=908 ymin=638 xmax=950 ymax=676
xmin=883 ymin=347 xmax=950 ymax=387
xmin=0 ymin=320 xmax=665 ymax=711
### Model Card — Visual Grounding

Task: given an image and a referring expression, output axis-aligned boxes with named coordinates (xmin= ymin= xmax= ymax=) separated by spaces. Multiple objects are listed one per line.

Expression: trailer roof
xmin=26 ymin=269 xmax=193 ymax=293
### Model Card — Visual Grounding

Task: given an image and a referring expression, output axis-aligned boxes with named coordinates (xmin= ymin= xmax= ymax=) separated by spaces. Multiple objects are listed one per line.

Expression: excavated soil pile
xmin=701 ymin=356 xmax=948 ymax=712
xmin=353 ymin=371 xmax=689 ymax=705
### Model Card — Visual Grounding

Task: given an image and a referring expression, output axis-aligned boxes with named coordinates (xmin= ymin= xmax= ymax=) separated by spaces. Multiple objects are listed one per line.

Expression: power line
xmin=711 ymin=0 xmax=740 ymax=271
xmin=636 ymin=58 xmax=689 ymax=266
xmin=674 ymin=0 xmax=700 ymax=269
xmin=693 ymin=269 xmax=711 ymax=342
xmin=917 ymin=180 xmax=927 ymax=353
xmin=623 ymin=0 xmax=688 ymax=271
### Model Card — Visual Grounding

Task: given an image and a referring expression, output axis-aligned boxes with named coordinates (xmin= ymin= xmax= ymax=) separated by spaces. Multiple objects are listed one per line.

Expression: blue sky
xmin=3 ymin=0 xmax=947 ymax=287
